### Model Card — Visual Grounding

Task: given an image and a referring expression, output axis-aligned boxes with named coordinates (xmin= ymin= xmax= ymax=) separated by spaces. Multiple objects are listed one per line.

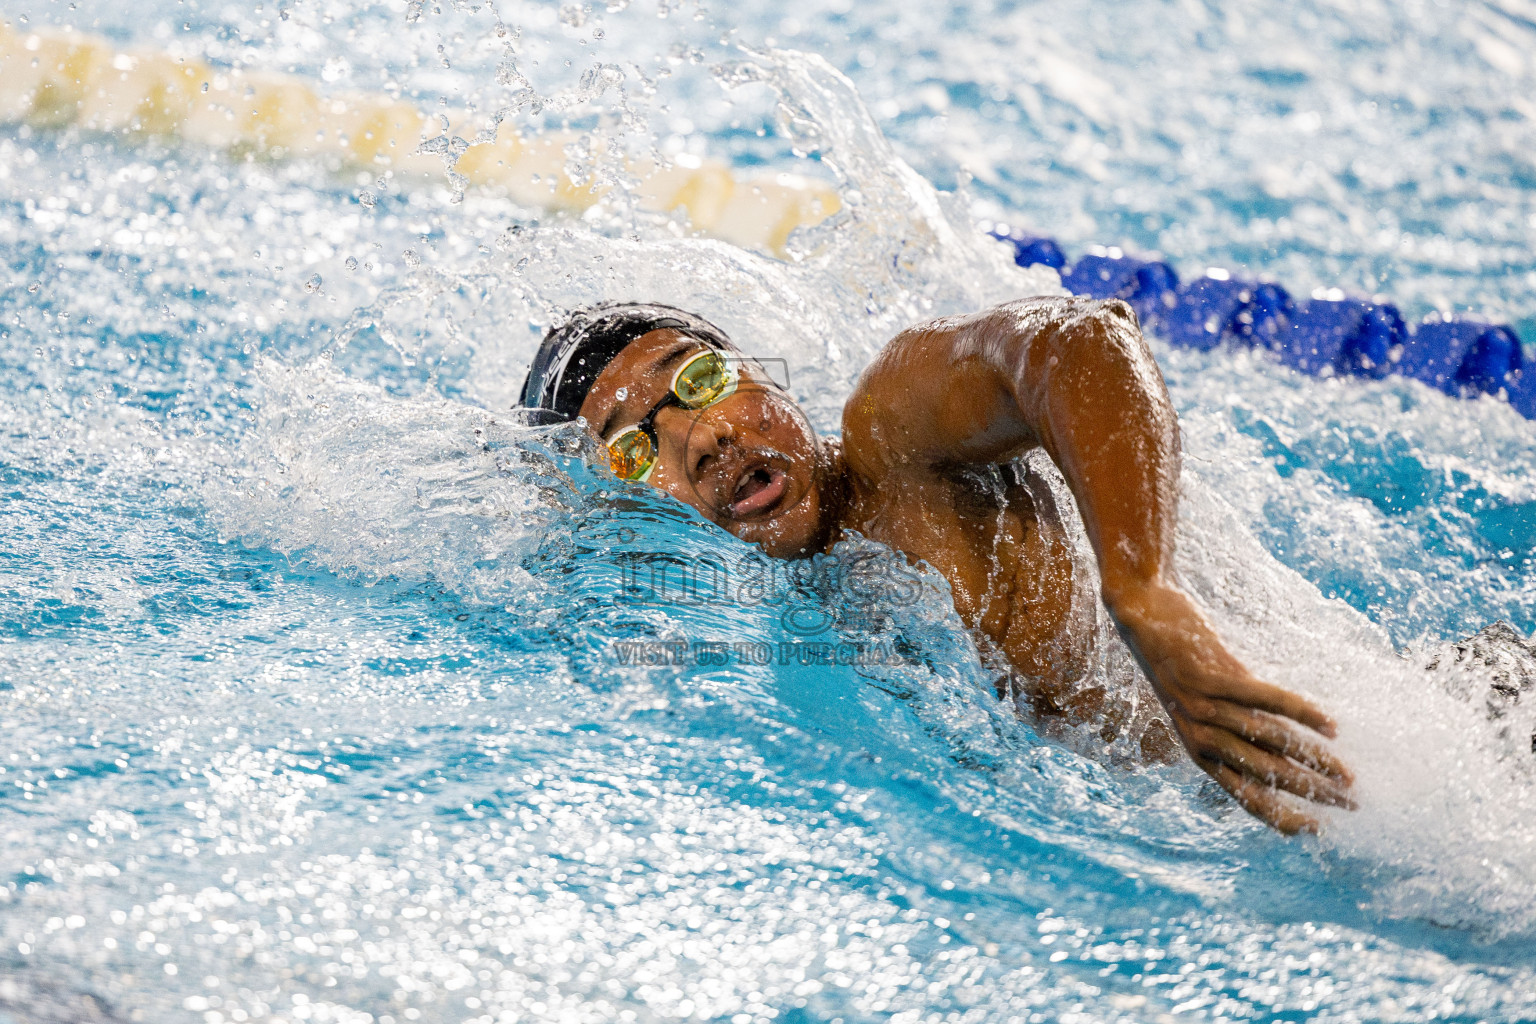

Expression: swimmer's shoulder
xmin=839 ymin=295 xmax=1086 ymax=488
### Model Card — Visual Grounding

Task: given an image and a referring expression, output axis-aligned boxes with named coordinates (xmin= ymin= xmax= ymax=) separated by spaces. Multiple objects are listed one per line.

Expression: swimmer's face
xmin=579 ymin=328 xmax=831 ymax=559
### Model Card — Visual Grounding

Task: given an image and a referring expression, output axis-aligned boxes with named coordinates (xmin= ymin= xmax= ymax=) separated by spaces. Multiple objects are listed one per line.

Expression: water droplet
xmin=359 ymin=191 xmax=376 ymax=209
xmin=615 ymin=387 xmax=628 ymax=401
xmin=344 ymin=257 xmax=359 ymax=271
xmin=402 ymin=249 xmax=421 ymax=268
xmin=305 ymin=274 xmax=323 ymax=294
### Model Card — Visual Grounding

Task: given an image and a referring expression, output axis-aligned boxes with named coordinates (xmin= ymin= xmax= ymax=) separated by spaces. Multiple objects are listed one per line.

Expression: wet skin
xmin=577 ymin=297 xmax=1356 ymax=834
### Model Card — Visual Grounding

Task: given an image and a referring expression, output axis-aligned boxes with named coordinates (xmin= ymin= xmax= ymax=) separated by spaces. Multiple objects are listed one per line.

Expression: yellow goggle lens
xmin=607 ymin=428 xmax=655 ymax=482
xmin=672 ymin=351 xmax=735 ymax=408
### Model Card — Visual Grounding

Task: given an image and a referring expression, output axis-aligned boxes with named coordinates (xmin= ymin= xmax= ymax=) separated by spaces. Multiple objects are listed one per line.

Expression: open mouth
xmin=728 ymin=464 xmax=789 ymax=518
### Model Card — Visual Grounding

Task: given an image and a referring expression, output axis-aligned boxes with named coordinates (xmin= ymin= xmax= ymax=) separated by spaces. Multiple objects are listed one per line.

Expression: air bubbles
xmin=495 ymin=57 xmax=524 ymax=89
xmin=495 ymin=225 xmax=527 ymax=254
xmin=320 ymin=57 xmax=351 ymax=83
xmin=667 ymin=44 xmax=704 ymax=66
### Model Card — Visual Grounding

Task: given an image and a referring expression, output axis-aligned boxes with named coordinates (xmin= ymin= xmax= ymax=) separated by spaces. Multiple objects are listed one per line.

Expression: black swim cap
xmin=517 ymin=301 xmax=735 ymax=424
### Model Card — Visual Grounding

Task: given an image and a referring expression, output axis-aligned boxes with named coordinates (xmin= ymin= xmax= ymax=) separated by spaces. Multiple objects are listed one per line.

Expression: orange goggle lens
xmin=607 ymin=427 xmax=656 ymax=482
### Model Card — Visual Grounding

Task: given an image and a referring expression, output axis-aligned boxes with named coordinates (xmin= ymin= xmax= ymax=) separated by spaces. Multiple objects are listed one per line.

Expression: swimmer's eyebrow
xmin=596 ymin=340 xmax=701 ymax=439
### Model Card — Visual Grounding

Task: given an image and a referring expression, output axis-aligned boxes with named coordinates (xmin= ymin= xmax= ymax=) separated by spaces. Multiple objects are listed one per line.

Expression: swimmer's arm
xmin=844 ymin=296 xmax=1354 ymax=834
xmin=844 ymin=297 xmax=1177 ymax=598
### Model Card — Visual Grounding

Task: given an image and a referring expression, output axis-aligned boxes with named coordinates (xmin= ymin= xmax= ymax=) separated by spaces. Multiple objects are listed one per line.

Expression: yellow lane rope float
xmin=0 ymin=21 xmax=840 ymax=256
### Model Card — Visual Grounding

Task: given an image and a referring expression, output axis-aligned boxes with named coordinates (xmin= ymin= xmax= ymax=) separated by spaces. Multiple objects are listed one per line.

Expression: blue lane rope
xmin=983 ymin=224 xmax=1534 ymax=421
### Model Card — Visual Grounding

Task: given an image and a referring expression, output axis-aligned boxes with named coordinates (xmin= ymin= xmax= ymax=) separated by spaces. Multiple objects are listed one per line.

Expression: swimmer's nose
xmin=669 ymin=407 xmax=734 ymax=481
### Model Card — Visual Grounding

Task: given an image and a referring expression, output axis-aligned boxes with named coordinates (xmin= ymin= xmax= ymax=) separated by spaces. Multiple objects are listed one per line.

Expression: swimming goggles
xmin=604 ymin=348 xmax=739 ymax=483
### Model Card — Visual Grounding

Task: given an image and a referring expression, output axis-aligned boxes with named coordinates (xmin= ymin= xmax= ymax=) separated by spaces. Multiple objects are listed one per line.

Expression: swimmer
xmin=518 ymin=298 xmax=1356 ymax=834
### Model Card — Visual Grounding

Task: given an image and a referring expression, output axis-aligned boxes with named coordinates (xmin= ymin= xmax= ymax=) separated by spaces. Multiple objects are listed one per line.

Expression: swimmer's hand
xmin=1108 ymin=580 xmax=1356 ymax=835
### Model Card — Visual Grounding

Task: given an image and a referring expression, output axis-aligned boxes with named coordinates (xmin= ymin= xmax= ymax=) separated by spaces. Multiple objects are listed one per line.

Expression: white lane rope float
xmin=0 ymin=21 xmax=841 ymax=257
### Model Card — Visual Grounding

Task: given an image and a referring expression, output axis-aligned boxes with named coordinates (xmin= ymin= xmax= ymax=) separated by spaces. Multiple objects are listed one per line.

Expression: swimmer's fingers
xmin=1197 ymin=756 xmax=1320 ymax=836
xmin=1110 ymin=581 xmax=1337 ymax=737
xmin=1188 ymin=696 xmax=1354 ymax=785
xmin=1183 ymin=719 xmax=1356 ymax=811
xmin=1183 ymin=667 xmax=1338 ymax=739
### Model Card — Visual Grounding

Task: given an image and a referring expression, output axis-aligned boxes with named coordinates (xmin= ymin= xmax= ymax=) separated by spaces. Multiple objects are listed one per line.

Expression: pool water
xmin=3 ymin=1 xmax=1536 ymax=1022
